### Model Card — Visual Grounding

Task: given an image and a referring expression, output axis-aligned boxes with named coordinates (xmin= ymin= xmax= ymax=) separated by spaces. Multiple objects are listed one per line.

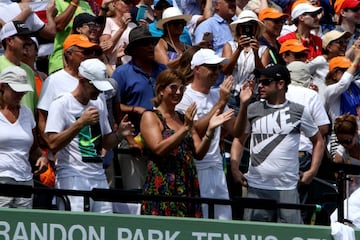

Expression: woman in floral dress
xmin=140 ymin=69 xmax=233 ymax=217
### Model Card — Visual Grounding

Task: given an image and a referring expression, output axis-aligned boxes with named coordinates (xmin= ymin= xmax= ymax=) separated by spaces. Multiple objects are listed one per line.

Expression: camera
xmin=241 ymin=24 xmax=254 ymax=38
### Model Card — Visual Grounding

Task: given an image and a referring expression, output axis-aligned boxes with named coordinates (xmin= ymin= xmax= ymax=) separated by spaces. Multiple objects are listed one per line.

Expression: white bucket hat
xmin=157 ymin=7 xmax=191 ymax=30
xmin=230 ymin=10 xmax=265 ymax=39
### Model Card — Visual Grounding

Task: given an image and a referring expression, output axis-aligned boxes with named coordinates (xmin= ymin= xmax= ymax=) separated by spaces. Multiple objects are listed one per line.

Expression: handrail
xmin=0 ymin=183 xmax=323 ymax=220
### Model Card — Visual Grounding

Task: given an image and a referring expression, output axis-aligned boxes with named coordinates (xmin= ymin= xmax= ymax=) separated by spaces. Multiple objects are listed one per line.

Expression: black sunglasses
xmin=258 ymin=78 xmax=275 ymax=86
xmin=337 ymin=137 xmax=353 ymax=145
xmin=169 ymin=20 xmax=186 ymax=26
xmin=346 ymin=7 xmax=360 ymax=12
xmin=268 ymin=18 xmax=286 ymax=24
xmin=201 ymin=64 xmax=220 ymax=72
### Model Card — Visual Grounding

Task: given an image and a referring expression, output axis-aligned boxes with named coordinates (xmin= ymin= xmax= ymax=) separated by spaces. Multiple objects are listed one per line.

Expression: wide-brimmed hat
xmin=322 ymin=30 xmax=351 ymax=49
xmin=124 ymin=26 xmax=160 ymax=55
xmin=0 ymin=66 xmax=33 ymax=92
xmin=78 ymin=59 xmax=114 ymax=91
xmin=157 ymin=7 xmax=191 ymax=29
xmin=230 ymin=10 xmax=265 ymax=39
xmin=0 ymin=21 xmax=33 ymax=41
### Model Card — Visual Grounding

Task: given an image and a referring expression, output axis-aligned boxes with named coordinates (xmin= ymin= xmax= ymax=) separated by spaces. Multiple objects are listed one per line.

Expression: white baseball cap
xmin=0 ymin=66 xmax=33 ymax=92
xmin=78 ymin=59 xmax=114 ymax=91
xmin=0 ymin=21 xmax=32 ymax=41
xmin=190 ymin=49 xmax=228 ymax=70
xmin=291 ymin=3 xmax=322 ymax=20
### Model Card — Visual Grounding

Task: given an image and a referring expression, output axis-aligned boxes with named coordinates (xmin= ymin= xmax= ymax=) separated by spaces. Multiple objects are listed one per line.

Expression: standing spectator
xmin=258 ymin=7 xmax=287 ymax=65
xmin=37 ymin=34 xmax=102 ymax=149
xmin=72 ymin=13 xmax=105 ymax=44
xmin=100 ymin=0 xmax=137 ymax=68
xmin=308 ymin=30 xmax=351 ymax=104
xmin=0 ymin=21 xmax=37 ymax=113
xmin=48 ymin=0 xmax=95 ymax=74
xmin=222 ymin=10 xmax=269 ymax=112
xmin=193 ymin=0 xmax=236 ymax=56
xmin=278 ymin=3 xmax=323 ymax=61
xmin=155 ymin=7 xmax=191 ymax=65
xmin=0 ymin=66 xmax=48 ymax=209
xmin=234 ymin=64 xmax=325 ymax=223
xmin=112 ymin=26 xmax=167 ymax=190
xmin=140 ymin=69 xmax=233 ymax=217
xmin=176 ymin=48 xmax=234 ymax=220
xmin=334 ymin=0 xmax=360 ymax=52
xmin=45 ymin=58 xmax=134 ymax=212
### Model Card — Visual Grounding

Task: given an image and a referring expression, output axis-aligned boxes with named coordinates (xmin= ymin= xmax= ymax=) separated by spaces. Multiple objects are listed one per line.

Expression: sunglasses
xmin=337 ymin=137 xmax=353 ymax=145
xmin=346 ymin=7 xmax=360 ymax=12
xmin=332 ymin=38 xmax=348 ymax=45
xmin=86 ymin=22 xmax=101 ymax=30
xmin=258 ymin=78 xmax=275 ymax=86
xmin=268 ymin=18 xmax=286 ymax=24
xmin=169 ymin=20 xmax=186 ymax=26
xmin=121 ymin=0 xmax=133 ymax=4
xmin=201 ymin=64 xmax=220 ymax=72
xmin=167 ymin=84 xmax=185 ymax=93
xmin=304 ymin=11 xmax=321 ymax=18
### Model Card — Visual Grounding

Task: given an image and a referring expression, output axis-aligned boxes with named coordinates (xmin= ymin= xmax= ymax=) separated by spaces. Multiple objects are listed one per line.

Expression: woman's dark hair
xmin=334 ymin=114 xmax=358 ymax=135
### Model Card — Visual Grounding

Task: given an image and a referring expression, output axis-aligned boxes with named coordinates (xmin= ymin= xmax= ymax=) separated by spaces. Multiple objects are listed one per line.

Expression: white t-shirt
xmin=286 ymin=85 xmax=330 ymax=153
xmin=307 ymin=55 xmax=329 ymax=105
xmin=45 ymin=93 xmax=111 ymax=179
xmin=37 ymin=69 xmax=78 ymax=111
xmin=323 ymin=71 xmax=358 ymax=123
xmin=175 ymin=85 xmax=225 ymax=170
xmin=245 ymin=100 xmax=319 ymax=190
xmin=102 ymin=18 xmax=136 ymax=67
xmin=0 ymin=2 xmax=45 ymax=32
xmin=0 ymin=106 xmax=35 ymax=181
xmin=227 ymin=41 xmax=267 ymax=95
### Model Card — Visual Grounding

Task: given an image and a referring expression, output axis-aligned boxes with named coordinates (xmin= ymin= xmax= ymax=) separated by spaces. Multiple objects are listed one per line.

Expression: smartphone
xmin=242 ymin=24 xmax=254 ymax=38
xmin=202 ymin=32 xmax=213 ymax=42
xmin=136 ymin=5 xmax=147 ymax=22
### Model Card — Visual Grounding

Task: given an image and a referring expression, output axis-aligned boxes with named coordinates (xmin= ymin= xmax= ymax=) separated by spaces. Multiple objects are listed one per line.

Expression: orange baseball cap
xmin=334 ymin=0 xmax=360 ymax=16
xmin=63 ymin=34 xmax=100 ymax=51
xmin=329 ymin=56 xmax=352 ymax=72
xmin=279 ymin=39 xmax=309 ymax=54
xmin=258 ymin=8 xmax=288 ymax=21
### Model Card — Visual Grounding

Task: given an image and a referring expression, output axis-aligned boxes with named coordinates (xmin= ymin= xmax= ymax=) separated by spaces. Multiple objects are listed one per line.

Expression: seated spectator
xmin=155 ymin=7 xmax=191 ymax=65
xmin=279 ymin=39 xmax=309 ymax=64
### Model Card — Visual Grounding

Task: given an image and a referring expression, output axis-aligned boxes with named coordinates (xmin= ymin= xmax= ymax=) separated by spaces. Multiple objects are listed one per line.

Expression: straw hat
xmin=230 ymin=10 xmax=265 ymax=39
xmin=157 ymin=7 xmax=191 ymax=30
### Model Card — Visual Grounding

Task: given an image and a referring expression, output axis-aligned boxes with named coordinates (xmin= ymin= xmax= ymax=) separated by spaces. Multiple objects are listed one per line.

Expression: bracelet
xmin=205 ymin=131 xmax=214 ymax=140
xmin=131 ymin=106 xmax=135 ymax=113
xmin=101 ymin=6 xmax=109 ymax=12
xmin=70 ymin=1 xmax=78 ymax=8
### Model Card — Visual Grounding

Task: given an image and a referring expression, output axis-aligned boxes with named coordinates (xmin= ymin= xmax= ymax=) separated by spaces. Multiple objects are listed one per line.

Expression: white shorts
xmin=56 ymin=175 xmax=112 ymax=213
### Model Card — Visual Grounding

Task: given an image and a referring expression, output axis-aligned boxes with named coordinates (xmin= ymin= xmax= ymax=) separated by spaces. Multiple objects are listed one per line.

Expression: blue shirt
xmin=148 ymin=20 xmax=192 ymax=46
xmin=193 ymin=13 xmax=233 ymax=56
xmin=112 ymin=60 xmax=167 ymax=131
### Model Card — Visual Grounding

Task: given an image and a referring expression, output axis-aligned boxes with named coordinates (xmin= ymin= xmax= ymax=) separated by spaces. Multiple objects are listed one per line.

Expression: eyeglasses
xmin=332 ymin=38 xmax=348 ymax=45
xmin=167 ymin=84 xmax=185 ymax=94
xmin=86 ymin=22 xmax=101 ymax=30
xmin=268 ymin=18 xmax=286 ymax=24
xmin=169 ymin=20 xmax=186 ymax=26
xmin=346 ymin=7 xmax=360 ymax=12
xmin=201 ymin=64 xmax=220 ymax=72
xmin=304 ymin=11 xmax=321 ymax=18
xmin=293 ymin=52 xmax=308 ymax=59
xmin=337 ymin=137 xmax=353 ymax=145
xmin=258 ymin=78 xmax=275 ymax=86
xmin=73 ymin=48 xmax=101 ymax=56
xmin=121 ymin=0 xmax=133 ymax=5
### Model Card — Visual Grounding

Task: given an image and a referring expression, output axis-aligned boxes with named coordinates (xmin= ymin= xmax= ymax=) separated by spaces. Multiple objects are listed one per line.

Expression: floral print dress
xmin=141 ymin=110 xmax=202 ymax=217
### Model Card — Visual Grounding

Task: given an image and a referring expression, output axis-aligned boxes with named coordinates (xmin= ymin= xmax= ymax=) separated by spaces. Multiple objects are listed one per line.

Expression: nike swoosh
xmin=79 ymin=134 xmax=101 ymax=146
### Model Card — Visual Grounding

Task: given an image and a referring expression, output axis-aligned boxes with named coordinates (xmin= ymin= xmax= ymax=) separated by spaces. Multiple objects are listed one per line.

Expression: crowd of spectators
xmin=0 ymin=0 xmax=360 ymax=226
